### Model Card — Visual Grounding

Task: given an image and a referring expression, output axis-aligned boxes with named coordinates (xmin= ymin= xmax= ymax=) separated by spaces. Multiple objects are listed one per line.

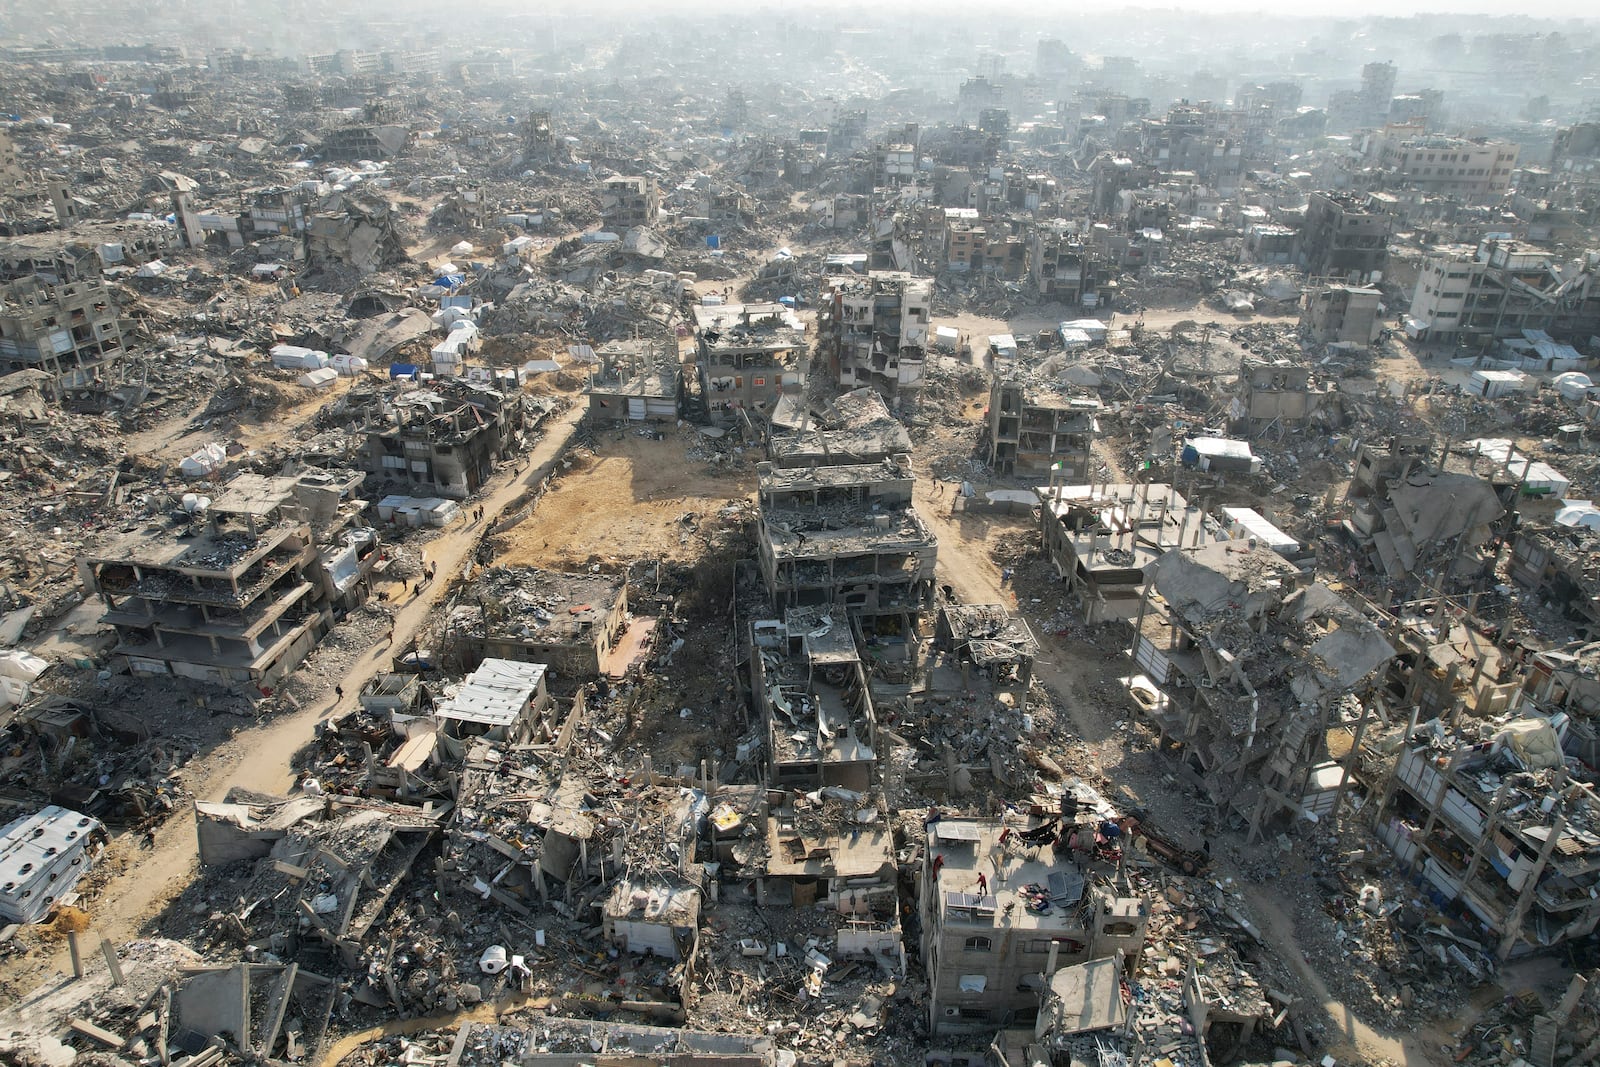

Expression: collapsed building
xmin=1371 ymin=712 xmax=1600 ymax=960
xmin=78 ymin=471 xmax=378 ymax=691
xmin=767 ymin=389 xmax=913 ymax=469
xmin=1342 ymin=438 xmax=1509 ymax=594
xmin=1127 ymin=541 xmax=1394 ymax=839
xmin=450 ymin=566 xmax=635 ymax=681
xmin=1232 ymin=358 xmax=1335 ymax=435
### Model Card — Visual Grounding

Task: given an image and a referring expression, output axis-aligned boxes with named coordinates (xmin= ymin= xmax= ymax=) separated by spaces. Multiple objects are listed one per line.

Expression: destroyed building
xmin=987 ymin=375 xmax=1102 ymax=478
xmin=1343 ymin=440 xmax=1508 ymax=592
xmin=1039 ymin=483 xmax=1205 ymax=624
xmin=600 ymin=175 xmax=661 ymax=231
xmin=79 ymin=472 xmax=378 ymax=691
xmin=365 ymin=382 xmax=532 ymax=500
xmin=603 ymin=876 xmax=702 ymax=962
xmin=1297 ymin=192 xmax=1390 ymax=283
xmin=1128 ymin=541 xmax=1394 ymax=838
xmin=750 ymin=607 xmax=881 ymax=791
xmin=0 ymin=220 xmax=177 ymax=278
xmin=305 ymin=195 xmax=408 ymax=275
xmin=1407 ymin=238 xmax=1600 ymax=345
xmin=766 ymin=390 xmax=913 ymax=470
xmin=1363 ymin=129 xmax=1519 ymax=201
xmin=434 ymin=657 xmax=554 ymax=760
xmin=454 ymin=566 xmax=633 ymax=680
xmin=688 ymin=302 xmax=804 ymax=424
xmin=1233 ymin=358 xmax=1333 ymax=434
xmin=918 ymin=807 xmax=1150 ymax=1035
xmin=1028 ymin=224 xmax=1100 ymax=306
xmin=584 ymin=340 xmax=680 ymax=423
xmin=755 ymin=457 xmax=937 ymax=614
xmin=934 ymin=603 xmax=1039 ymax=691
xmin=1510 ymin=523 xmax=1600 ymax=635
xmin=818 ymin=271 xmax=932 ymax=409
xmin=318 ymin=123 xmax=409 ymax=162
xmin=1372 ymin=713 xmax=1600 ymax=960
xmin=1300 ymin=283 xmax=1383 ymax=345
xmin=0 ymin=269 xmax=125 ymax=396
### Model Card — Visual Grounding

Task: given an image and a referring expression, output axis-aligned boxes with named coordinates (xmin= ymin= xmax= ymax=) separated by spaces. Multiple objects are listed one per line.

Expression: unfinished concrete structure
xmin=79 ymin=472 xmax=378 ymax=691
xmin=1127 ymin=542 xmax=1394 ymax=839
xmin=918 ymin=809 xmax=1150 ymax=1035
xmin=755 ymin=457 xmax=937 ymax=614
xmin=988 ymin=376 xmax=1102 ymax=478
xmin=365 ymin=383 xmax=530 ymax=500
xmin=819 ymin=272 xmax=932 ymax=409
xmin=1371 ymin=712 xmax=1600 ymax=960
xmin=1039 ymin=483 xmax=1205 ymax=624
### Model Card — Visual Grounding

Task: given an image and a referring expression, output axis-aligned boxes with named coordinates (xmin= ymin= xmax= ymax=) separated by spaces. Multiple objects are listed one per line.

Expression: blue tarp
xmin=705 ymin=235 xmax=721 ymax=250
xmin=431 ymin=274 xmax=465 ymax=289
xmin=390 ymin=363 xmax=419 ymax=379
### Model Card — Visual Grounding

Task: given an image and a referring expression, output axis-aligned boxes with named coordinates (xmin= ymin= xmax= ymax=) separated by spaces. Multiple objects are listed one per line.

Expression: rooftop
xmin=434 ymin=658 xmax=548 ymax=728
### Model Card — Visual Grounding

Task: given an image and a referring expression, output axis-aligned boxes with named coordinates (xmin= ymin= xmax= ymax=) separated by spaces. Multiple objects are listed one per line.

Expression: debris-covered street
xmin=6 ymin=7 xmax=1600 ymax=1067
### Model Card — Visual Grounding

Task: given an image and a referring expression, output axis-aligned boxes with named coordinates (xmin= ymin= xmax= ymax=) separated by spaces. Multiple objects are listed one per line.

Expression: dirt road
xmin=20 ymin=403 xmax=589 ymax=988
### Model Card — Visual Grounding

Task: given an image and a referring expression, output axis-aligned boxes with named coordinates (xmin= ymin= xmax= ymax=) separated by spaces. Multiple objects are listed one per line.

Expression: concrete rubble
xmin=4 ymin=10 xmax=1600 ymax=1067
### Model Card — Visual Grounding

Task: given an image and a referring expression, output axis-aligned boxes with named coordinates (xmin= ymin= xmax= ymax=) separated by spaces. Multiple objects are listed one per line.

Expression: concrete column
xmin=68 ymin=931 xmax=84 ymax=979
xmin=100 ymin=938 xmax=125 ymax=986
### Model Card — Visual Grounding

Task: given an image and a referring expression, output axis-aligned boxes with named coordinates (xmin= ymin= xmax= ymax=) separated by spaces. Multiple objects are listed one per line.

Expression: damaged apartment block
xmin=819 ymin=271 xmax=932 ymax=410
xmin=1370 ymin=712 xmax=1600 ymax=961
xmin=686 ymin=301 xmax=804 ymax=426
xmin=918 ymin=801 xmax=1150 ymax=1035
xmin=756 ymin=456 xmax=937 ymax=615
xmin=0 ymin=255 xmax=125 ymax=398
xmin=78 ymin=471 xmax=379 ymax=691
xmin=1127 ymin=541 xmax=1394 ymax=840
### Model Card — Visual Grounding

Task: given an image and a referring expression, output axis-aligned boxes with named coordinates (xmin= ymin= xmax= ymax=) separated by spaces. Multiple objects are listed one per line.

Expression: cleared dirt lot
xmin=494 ymin=429 xmax=754 ymax=569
